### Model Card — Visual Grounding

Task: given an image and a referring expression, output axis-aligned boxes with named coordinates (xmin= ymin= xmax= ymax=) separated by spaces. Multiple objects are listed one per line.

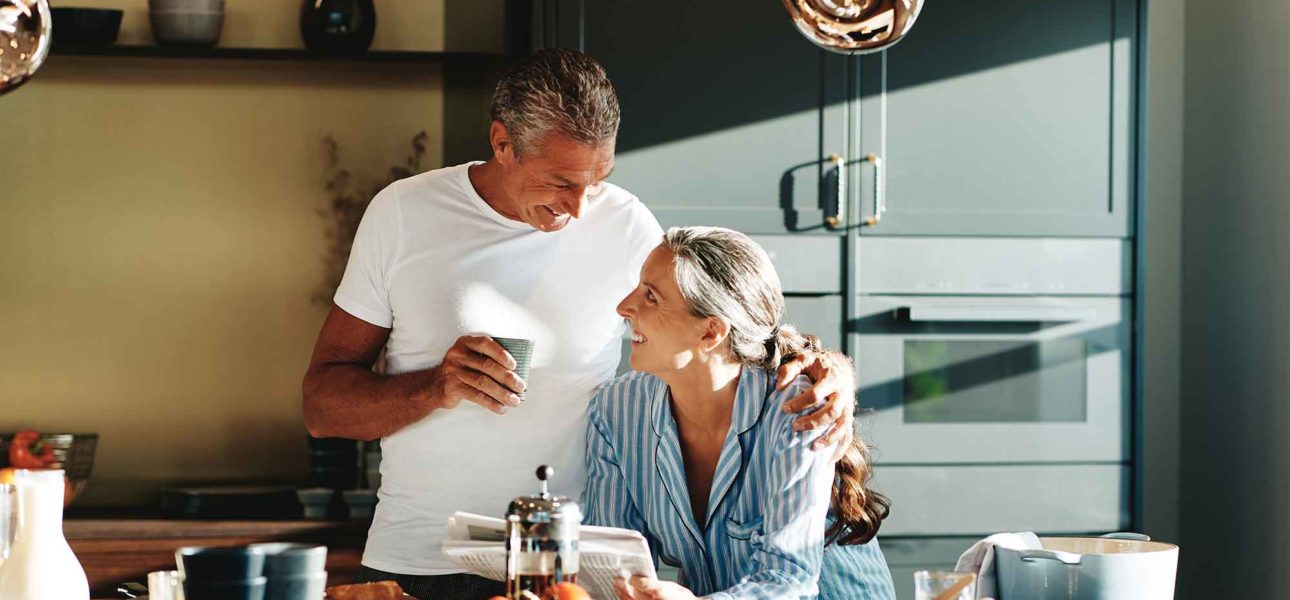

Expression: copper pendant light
xmin=782 ymin=0 xmax=923 ymax=54
xmin=0 ymin=0 xmax=51 ymax=95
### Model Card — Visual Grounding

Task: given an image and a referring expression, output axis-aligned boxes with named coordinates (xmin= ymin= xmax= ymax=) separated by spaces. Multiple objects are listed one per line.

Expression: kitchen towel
xmin=954 ymin=532 xmax=1042 ymax=600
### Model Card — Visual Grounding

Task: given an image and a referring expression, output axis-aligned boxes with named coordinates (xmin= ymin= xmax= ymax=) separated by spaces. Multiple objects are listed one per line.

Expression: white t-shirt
xmin=334 ymin=162 xmax=662 ymax=574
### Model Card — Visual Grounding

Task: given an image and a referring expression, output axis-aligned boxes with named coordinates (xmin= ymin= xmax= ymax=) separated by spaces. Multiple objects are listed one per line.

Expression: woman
xmin=584 ymin=227 xmax=896 ymax=600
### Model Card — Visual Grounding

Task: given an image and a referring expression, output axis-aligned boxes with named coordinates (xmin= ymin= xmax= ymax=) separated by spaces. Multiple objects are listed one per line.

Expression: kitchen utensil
xmin=0 ymin=432 xmax=98 ymax=504
xmin=0 ymin=0 xmax=52 ymax=94
xmin=505 ymin=465 xmax=581 ymax=598
xmin=994 ymin=533 xmax=1178 ymax=600
xmin=492 ymin=337 xmax=534 ymax=397
xmin=49 ymin=7 xmax=121 ymax=45
xmin=149 ymin=9 xmax=223 ymax=46
xmin=781 ymin=0 xmax=924 ymax=55
xmin=0 ymin=469 xmax=90 ymax=600
xmin=176 ymin=546 xmax=267 ymax=581
xmin=914 ymin=570 xmax=975 ymax=600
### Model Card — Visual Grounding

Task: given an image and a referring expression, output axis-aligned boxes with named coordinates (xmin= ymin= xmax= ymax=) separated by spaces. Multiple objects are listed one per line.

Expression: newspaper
xmin=442 ymin=512 xmax=656 ymax=599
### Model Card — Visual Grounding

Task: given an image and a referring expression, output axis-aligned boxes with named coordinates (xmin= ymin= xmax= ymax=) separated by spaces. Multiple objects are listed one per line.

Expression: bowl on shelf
xmin=0 ymin=432 xmax=98 ymax=505
xmin=149 ymin=0 xmax=224 ymax=10
xmin=50 ymin=8 xmax=123 ymax=46
xmin=150 ymin=10 xmax=224 ymax=46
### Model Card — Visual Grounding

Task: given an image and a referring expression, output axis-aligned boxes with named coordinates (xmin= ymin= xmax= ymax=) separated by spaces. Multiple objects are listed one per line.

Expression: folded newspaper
xmin=442 ymin=511 xmax=656 ymax=599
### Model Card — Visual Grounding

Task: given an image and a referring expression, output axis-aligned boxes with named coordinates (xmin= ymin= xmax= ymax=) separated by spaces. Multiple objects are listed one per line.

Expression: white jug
xmin=0 ymin=469 xmax=90 ymax=599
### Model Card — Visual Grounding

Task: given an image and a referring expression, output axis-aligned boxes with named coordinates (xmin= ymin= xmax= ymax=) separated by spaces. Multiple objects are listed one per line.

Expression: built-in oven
xmin=856 ymin=295 xmax=1129 ymax=464
xmin=849 ymin=238 xmax=1133 ymax=539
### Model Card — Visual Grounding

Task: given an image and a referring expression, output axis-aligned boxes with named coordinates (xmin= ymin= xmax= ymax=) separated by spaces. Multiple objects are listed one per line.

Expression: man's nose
xmin=561 ymin=189 xmax=588 ymax=219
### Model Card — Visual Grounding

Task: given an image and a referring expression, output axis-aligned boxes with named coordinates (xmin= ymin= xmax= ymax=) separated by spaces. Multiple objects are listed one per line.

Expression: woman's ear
xmin=698 ymin=317 xmax=731 ymax=354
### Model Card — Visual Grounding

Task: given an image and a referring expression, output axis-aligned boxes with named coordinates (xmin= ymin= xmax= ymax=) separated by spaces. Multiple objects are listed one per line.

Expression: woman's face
xmin=616 ymin=245 xmax=714 ymax=375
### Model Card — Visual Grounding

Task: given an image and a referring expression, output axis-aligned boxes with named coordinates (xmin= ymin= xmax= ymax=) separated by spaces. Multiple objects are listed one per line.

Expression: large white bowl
xmin=150 ymin=10 xmax=224 ymax=46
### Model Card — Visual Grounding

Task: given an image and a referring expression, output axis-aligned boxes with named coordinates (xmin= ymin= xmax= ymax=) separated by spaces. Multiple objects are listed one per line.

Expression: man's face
xmin=497 ymin=127 xmax=616 ymax=233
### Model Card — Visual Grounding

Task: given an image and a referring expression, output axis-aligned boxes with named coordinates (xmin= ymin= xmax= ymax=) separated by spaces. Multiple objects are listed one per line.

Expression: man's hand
xmin=614 ymin=576 xmax=699 ymax=600
xmin=428 ymin=336 xmax=527 ymax=415
xmin=776 ymin=350 xmax=856 ymax=460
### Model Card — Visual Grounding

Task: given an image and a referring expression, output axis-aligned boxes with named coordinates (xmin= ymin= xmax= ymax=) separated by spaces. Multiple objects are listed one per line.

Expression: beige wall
xmin=0 ymin=1 xmax=502 ymax=506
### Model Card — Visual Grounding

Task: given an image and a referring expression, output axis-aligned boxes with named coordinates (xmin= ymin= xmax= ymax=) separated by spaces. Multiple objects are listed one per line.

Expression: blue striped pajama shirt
xmin=583 ymin=368 xmax=896 ymax=599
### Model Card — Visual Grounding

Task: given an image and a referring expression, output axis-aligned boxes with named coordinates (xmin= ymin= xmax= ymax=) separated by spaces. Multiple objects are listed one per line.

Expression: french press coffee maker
xmin=505 ymin=465 xmax=580 ymax=598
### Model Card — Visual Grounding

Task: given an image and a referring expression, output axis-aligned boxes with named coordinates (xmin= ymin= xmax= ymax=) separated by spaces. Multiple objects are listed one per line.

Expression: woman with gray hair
xmin=584 ymin=227 xmax=896 ymax=600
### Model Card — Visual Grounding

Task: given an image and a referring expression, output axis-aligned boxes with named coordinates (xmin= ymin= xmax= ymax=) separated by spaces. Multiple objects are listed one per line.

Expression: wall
xmin=1179 ymin=0 xmax=1290 ymax=596
xmin=0 ymin=0 xmax=503 ymax=506
xmin=1139 ymin=0 xmax=1183 ymax=545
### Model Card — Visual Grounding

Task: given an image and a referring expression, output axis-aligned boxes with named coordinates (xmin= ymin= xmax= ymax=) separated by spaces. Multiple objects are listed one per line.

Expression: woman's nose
xmin=616 ymin=293 xmax=634 ymax=318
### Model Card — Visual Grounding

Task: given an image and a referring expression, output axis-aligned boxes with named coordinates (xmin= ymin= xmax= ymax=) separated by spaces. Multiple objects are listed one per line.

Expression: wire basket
xmin=0 ymin=433 xmax=98 ymax=502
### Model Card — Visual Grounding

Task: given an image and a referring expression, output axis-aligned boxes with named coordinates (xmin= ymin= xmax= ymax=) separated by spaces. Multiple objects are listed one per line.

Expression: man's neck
xmin=467 ymin=159 xmax=521 ymax=221
xmin=665 ymin=358 xmax=742 ymax=435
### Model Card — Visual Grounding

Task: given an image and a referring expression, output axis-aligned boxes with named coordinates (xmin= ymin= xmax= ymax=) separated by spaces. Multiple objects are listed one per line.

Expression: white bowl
xmin=150 ymin=10 xmax=223 ymax=46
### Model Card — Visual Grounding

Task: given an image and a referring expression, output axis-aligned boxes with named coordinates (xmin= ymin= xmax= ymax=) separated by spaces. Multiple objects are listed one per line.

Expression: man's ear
xmin=699 ymin=317 xmax=731 ymax=354
xmin=490 ymin=121 xmax=515 ymax=165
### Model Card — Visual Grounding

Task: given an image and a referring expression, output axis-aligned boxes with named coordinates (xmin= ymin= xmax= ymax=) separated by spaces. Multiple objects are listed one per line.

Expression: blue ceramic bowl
xmin=50 ymin=8 xmax=123 ymax=46
xmin=176 ymin=546 xmax=266 ymax=581
xmin=265 ymin=572 xmax=328 ymax=600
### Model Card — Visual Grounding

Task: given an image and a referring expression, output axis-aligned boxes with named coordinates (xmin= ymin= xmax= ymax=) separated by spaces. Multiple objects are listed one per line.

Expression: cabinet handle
xmin=824 ymin=153 xmax=884 ymax=228
xmin=861 ymin=153 xmax=885 ymax=227
xmin=825 ymin=153 xmax=846 ymax=228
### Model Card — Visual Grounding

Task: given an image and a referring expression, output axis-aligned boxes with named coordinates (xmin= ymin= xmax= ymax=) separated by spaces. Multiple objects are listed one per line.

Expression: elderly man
xmin=302 ymin=49 xmax=865 ymax=599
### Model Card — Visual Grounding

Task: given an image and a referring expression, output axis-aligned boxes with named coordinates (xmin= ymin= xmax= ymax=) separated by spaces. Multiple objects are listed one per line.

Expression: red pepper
xmin=9 ymin=430 xmax=57 ymax=469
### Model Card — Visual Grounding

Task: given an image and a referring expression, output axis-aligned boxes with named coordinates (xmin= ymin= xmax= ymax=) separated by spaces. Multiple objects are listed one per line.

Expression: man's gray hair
xmin=490 ymin=48 xmax=620 ymax=157
xmin=663 ymin=227 xmax=820 ymax=369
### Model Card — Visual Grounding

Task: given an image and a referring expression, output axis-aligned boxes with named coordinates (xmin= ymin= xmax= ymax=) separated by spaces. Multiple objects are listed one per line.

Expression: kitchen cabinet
xmin=525 ymin=0 xmax=1135 ymax=238
xmin=856 ymin=0 xmax=1137 ymax=237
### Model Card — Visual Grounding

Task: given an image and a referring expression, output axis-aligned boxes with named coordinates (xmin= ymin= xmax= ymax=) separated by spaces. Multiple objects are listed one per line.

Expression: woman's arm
xmin=582 ymin=395 xmax=648 ymax=534
xmin=712 ymin=383 xmax=835 ymax=600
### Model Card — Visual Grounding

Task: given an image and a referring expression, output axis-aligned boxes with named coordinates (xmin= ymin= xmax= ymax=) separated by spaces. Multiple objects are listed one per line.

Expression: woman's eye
xmin=645 ymin=290 xmax=657 ymax=303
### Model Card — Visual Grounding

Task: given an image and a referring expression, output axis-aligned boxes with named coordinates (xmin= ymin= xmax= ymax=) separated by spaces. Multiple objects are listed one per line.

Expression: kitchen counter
xmin=66 ymin=518 xmax=368 ymax=598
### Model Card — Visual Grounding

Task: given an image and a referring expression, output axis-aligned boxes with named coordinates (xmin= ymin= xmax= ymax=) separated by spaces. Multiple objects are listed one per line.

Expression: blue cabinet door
xmin=575 ymin=1 xmax=852 ymax=235
xmin=852 ymin=0 xmax=1137 ymax=237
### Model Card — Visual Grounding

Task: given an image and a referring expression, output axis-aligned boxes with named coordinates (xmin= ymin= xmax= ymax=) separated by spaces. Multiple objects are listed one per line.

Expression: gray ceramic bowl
xmin=150 ymin=10 xmax=224 ymax=46
xmin=250 ymin=543 xmax=327 ymax=577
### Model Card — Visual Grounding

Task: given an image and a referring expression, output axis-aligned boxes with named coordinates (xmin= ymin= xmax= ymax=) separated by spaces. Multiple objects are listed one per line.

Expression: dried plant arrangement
xmin=314 ymin=131 xmax=429 ymax=305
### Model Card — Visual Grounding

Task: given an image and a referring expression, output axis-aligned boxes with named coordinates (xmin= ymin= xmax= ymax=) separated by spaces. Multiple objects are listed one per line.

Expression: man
xmin=301 ymin=48 xmax=859 ymax=599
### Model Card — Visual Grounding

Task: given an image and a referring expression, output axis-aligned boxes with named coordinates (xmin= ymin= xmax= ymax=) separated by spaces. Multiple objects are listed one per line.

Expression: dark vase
xmin=300 ymin=0 xmax=376 ymax=53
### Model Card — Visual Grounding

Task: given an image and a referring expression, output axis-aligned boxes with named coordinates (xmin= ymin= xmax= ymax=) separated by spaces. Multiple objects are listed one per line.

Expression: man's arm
xmin=301 ymin=305 xmax=525 ymax=440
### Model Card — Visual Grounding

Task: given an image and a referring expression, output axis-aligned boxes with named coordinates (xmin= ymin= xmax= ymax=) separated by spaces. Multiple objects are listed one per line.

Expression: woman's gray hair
xmin=663 ymin=226 xmax=820 ymax=369
xmin=491 ymin=48 xmax=620 ymax=158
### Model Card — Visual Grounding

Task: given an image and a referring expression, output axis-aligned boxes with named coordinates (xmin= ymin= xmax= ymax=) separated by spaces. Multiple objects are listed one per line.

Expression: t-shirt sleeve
xmin=625 ymin=198 xmax=665 ymax=275
xmin=333 ymin=184 xmax=402 ymax=328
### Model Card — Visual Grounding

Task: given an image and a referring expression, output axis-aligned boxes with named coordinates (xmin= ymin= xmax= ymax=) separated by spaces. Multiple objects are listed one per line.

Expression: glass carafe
xmin=0 ymin=469 xmax=89 ymax=600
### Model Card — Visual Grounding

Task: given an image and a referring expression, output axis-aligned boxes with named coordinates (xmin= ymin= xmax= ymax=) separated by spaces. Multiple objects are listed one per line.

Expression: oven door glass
xmin=903 ymin=338 xmax=1088 ymax=423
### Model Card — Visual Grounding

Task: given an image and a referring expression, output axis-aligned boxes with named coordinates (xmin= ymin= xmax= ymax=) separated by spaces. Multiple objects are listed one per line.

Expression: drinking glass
xmin=914 ymin=570 xmax=976 ymax=600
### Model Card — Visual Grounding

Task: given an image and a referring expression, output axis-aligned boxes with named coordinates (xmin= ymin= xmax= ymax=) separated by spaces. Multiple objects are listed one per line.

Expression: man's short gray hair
xmin=490 ymin=48 xmax=620 ymax=157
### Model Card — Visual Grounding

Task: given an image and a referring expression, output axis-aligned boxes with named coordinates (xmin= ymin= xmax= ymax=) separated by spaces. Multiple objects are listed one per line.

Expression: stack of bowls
xmin=251 ymin=543 xmax=329 ymax=600
xmin=176 ymin=546 xmax=268 ymax=600
xmin=149 ymin=0 xmax=225 ymax=46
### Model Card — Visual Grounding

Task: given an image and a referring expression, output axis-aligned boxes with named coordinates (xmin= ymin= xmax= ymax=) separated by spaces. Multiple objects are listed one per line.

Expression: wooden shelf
xmin=52 ymin=43 xmax=501 ymax=64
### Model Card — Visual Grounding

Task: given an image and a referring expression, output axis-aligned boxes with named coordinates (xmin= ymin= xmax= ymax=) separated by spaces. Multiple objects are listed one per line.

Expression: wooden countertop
xmin=66 ymin=517 xmax=370 ymax=540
